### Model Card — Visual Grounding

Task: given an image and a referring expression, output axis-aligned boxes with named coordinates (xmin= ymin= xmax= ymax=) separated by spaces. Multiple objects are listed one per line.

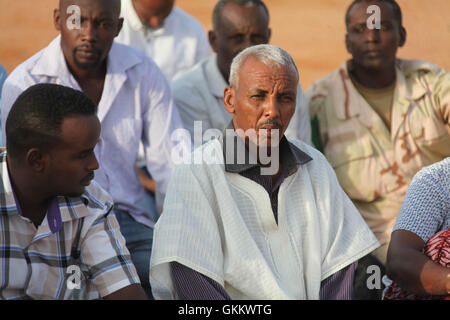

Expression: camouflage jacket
xmin=307 ymin=59 xmax=450 ymax=247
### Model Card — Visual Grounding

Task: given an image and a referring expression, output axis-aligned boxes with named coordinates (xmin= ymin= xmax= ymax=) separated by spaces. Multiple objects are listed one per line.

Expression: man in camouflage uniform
xmin=307 ymin=0 xmax=450 ymax=266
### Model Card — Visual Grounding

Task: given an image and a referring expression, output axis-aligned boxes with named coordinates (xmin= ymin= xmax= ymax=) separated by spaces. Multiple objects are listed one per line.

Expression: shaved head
xmin=54 ymin=0 xmax=123 ymax=74
xmin=59 ymin=0 xmax=121 ymax=17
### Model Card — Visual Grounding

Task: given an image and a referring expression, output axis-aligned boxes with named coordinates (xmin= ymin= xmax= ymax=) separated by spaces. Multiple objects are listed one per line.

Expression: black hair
xmin=6 ymin=83 xmax=97 ymax=158
xmin=212 ymin=0 xmax=269 ymax=30
xmin=345 ymin=0 xmax=403 ymax=27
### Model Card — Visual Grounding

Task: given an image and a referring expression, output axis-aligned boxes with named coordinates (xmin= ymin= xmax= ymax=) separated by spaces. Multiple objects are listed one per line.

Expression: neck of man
xmin=7 ymin=157 xmax=52 ymax=228
xmin=64 ymin=56 xmax=107 ymax=105
xmin=218 ymin=62 xmax=230 ymax=85
xmin=67 ymin=59 xmax=107 ymax=83
xmin=348 ymin=60 xmax=397 ymax=89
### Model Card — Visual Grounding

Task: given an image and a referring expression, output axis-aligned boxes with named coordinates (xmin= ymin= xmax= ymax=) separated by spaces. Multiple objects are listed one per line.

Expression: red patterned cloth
xmin=383 ymin=228 xmax=450 ymax=300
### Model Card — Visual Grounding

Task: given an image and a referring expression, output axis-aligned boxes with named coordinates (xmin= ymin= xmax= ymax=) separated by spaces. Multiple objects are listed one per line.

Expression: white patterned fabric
xmin=150 ymin=138 xmax=379 ymax=299
xmin=393 ymin=157 xmax=450 ymax=242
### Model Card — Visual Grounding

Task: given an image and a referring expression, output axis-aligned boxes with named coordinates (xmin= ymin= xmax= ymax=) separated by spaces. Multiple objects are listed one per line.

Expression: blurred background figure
xmin=116 ymin=0 xmax=211 ymax=212
xmin=116 ymin=0 xmax=211 ymax=82
xmin=172 ymin=0 xmax=311 ymax=146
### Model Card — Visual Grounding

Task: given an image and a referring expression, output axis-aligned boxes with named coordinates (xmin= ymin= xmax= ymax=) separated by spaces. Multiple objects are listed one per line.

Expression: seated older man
xmin=150 ymin=45 xmax=379 ymax=300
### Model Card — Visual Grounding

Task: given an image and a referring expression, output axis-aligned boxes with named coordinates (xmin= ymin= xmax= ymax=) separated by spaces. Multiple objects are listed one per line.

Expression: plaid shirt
xmin=0 ymin=150 xmax=140 ymax=300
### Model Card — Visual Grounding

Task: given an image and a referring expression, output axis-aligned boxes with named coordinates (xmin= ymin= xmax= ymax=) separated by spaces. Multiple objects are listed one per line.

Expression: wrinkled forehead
xmin=347 ymin=1 xmax=397 ymax=25
xmin=59 ymin=0 xmax=120 ymax=17
xmin=239 ymin=57 xmax=298 ymax=89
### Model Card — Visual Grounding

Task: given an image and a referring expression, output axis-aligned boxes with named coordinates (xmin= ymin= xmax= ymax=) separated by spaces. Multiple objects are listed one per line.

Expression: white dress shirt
xmin=116 ymin=0 xmax=211 ymax=82
xmin=171 ymin=55 xmax=312 ymax=145
xmin=0 ymin=36 xmax=186 ymax=228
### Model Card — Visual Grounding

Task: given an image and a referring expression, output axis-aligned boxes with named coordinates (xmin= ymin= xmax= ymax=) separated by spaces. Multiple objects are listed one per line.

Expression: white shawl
xmin=150 ymin=139 xmax=379 ymax=299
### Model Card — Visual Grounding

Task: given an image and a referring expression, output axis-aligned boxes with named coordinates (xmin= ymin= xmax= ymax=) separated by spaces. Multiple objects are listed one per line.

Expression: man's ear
xmin=208 ymin=30 xmax=217 ymax=53
xmin=54 ymin=8 xmax=62 ymax=32
xmin=399 ymin=26 xmax=407 ymax=47
xmin=26 ymin=149 xmax=47 ymax=173
xmin=223 ymin=86 xmax=236 ymax=115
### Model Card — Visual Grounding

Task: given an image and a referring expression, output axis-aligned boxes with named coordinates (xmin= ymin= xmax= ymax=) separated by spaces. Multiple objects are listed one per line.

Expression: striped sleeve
xmin=80 ymin=211 xmax=140 ymax=298
xmin=171 ymin=262 xmax=231 ymax=300
xmin=171 ymin=261 xmax=357 ymax=300
xmin=319 ymin=262 xmax=357 ymax=300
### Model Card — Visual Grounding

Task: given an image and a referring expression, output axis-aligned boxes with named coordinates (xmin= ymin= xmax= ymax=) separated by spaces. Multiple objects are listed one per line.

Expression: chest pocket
xmin=410 ymin=116 xmax=450 ymax=160
xmin=325 ymin=133 xmax=379 ymax=202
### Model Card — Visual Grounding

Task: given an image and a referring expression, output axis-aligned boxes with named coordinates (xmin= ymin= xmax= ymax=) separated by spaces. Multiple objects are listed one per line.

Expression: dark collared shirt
xmin=222 ymin=124 xmax=312 ymax=224
xmin=171 ymin=124 xmax=356 ymax=300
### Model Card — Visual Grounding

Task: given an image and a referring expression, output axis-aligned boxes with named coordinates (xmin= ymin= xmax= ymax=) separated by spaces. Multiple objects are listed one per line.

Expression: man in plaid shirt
xmin=0 ymin=83 xmax=146 ymax=299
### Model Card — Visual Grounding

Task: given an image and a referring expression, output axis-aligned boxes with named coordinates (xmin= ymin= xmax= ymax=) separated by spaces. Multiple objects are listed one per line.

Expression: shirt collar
xmin=221 ymin=122 xmax=312 ymax=176
xmin=30 ymin=36 xmax=143 ymax=80
xmin=336 ymin=59 xmax=432 ymax=120
xmin=30 ymin=36 xmax=68 ymax=79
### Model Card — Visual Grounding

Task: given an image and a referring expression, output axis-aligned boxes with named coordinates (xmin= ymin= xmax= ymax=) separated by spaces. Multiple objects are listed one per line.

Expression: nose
xmin=81 ymin=21 xmax=97 ymax=42
xmin=365 ymin=28 xmax=381 ymax=42
xmin=88 ymin=153 xmax=100 ymax=172
xmin=263 ymin=95 xmax=281 ymax=120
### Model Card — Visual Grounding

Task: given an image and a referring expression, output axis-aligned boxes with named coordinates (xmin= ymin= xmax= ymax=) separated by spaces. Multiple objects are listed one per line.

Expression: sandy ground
xmin=0 ymin=0 xmax=449 ymax=89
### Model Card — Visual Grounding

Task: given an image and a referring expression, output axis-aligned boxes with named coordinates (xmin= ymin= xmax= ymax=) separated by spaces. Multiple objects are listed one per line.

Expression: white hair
xmin=229 ymin=44 xmax=299 ymax=89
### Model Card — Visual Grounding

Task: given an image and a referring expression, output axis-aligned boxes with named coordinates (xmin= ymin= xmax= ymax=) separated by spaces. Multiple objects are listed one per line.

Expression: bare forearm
xmin=387 ymin=249 xmax=450 ymax=296
xmin=135 ymin=166 xmax=157 ymax=193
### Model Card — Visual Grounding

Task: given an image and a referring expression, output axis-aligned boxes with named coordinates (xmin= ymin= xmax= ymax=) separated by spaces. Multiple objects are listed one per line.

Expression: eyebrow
xmin=79 ymin=139 xmax=101 ymax=153
xmin=249 ymin=88 xmax=296 ymax=95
